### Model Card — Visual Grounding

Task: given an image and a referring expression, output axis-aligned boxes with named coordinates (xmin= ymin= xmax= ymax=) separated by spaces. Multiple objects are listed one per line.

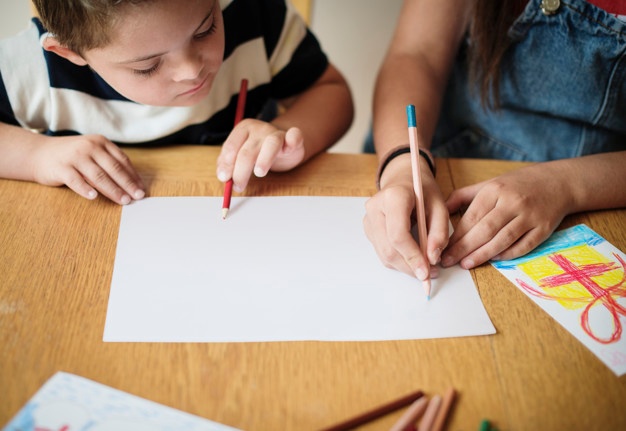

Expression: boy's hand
xmin=216 ymin=119 xmax=305 ymax=192
xmin=31 ymin=134 xmax=145 ymax=205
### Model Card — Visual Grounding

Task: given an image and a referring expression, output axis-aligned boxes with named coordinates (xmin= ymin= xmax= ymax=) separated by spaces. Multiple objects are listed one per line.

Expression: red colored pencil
xmin=320 ymin=390 xmax=424 ymax=431
xmin=222 ymin=78 xmax=248 ymax=219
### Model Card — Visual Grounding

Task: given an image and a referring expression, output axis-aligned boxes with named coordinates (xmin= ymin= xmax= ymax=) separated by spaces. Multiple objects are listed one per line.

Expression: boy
xmin=0 ymin=0 xmax=353 ymax=205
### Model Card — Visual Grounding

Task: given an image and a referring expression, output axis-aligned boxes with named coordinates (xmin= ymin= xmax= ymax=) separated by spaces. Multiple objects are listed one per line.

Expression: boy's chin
xmin=133 ymin=98 xmax=203 ymax=108
xmin=129 ymin=86 xmax=211 ymax=107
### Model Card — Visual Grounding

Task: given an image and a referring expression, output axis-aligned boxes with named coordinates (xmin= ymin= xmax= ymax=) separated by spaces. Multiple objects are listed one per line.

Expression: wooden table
xmin=1 ymin=146 xmax=625 ymax=430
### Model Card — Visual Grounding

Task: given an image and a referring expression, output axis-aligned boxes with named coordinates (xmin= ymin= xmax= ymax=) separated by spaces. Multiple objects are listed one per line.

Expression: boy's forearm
xmin=271 ymin=63 xmax=353 ymax=160
xmin=0 ymin=122 xmax=44 ymax=182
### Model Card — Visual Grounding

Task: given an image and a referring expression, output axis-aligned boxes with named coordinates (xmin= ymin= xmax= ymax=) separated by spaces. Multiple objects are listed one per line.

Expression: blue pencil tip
xmin=427 ymin=295 xmax=430 ymax=301
xmin=406 ymin=104 xmax=416 ymax=128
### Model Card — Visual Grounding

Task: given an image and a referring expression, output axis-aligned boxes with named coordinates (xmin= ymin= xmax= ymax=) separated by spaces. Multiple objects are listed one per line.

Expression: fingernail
xmin=442 ymin=255 xmax=454 ymax=267
xmin=87 ymin=190 xmax=97 ymax=199
xmin=134 ymin=189 xmax=145 ymax=199
xmin=415 ymin=268 xmax=427 ymax=280
xmin=492 ymin=254 xmax=502 ymax=261
xmin=233 ymin=184 xmax=244 ymax=193
xmin=121 ymin=195 xmax=131 ymax=205
xmin=461 ymin=259 xmax=475 ymax=269
xmin=430 ymin=266 xmax=440 ymax=278
xmin=430 ymin=247 xmax=442 ymax=264
xmin=254 ymin=166 xmax=265 ymax=177
xmin=217 ymin=171 xmax=229 ymax=182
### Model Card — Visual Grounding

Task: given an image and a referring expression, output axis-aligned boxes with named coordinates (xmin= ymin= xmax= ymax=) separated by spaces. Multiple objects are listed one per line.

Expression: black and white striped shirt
xmin=0 ymin=0 xmax=328 ymax=146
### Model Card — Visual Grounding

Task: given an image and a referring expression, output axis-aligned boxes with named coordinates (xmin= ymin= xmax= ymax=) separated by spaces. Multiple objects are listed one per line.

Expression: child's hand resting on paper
xmin=30 ymin=134 xmax=146 ymax=205
xmin=216 ymin=118 xmax=305 ymax=192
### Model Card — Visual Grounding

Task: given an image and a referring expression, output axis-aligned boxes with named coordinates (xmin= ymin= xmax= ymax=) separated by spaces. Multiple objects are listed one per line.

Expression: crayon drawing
xmin=492 ymin=224 xmax=626 ymax=376
xmin=2 ymin=372 xmax=238 ymax=431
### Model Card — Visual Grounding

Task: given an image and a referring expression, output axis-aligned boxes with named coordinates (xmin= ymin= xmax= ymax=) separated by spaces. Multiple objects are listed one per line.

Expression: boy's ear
xmin=42 ymin=36 xmax=88 ymax=66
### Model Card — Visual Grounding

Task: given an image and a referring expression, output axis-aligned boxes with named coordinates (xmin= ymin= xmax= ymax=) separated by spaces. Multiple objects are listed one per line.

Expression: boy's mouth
xmin=180 ymin=75 xmax=209 ymax=96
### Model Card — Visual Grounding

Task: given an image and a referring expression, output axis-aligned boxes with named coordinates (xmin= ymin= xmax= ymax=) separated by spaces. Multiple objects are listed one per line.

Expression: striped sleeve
xmin=222 ymin=0 xmax=328 ymax=100
xmin=0 ymin=21 xmax=48 ymax=129
xmin=0 ymin=70 xmax=19 ymax=126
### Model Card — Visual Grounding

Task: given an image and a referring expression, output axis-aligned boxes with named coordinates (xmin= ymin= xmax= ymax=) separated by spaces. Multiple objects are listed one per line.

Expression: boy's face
xmin=81 ymin=0 xmax=224 ymax=107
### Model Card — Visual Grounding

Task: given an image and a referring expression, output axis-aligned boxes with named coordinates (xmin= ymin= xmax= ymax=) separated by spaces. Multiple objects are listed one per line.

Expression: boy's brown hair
xmin=32 ymin=0 xmax=150 ymax=53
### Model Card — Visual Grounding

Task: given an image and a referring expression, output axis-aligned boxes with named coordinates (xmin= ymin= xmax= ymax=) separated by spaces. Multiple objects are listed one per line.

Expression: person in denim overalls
xmin=363 ymin=0 xmax=626 ymax=280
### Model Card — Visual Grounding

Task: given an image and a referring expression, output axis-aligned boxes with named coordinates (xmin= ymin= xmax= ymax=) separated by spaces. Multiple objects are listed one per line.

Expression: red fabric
xmin=587 ymin=0 xmax=626 ymax=15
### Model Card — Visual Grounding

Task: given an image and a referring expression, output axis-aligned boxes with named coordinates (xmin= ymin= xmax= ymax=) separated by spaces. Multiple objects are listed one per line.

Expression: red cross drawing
xmin=35 ymin=425 xmax=70 ymax=431
xmin=518 ymin=252 xmax=626 ymax=344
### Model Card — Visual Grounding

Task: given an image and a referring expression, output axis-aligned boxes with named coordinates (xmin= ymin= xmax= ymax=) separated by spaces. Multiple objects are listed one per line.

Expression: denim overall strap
xmin=432 ymin=0 xmax=626 ymax=161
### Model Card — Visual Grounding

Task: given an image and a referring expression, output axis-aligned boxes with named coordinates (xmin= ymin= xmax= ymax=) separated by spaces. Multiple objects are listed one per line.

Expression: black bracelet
xmin=418 ymin=148 xmax=436 ymax=177
xmin=376 ymin=145 xmax=436 ymax=189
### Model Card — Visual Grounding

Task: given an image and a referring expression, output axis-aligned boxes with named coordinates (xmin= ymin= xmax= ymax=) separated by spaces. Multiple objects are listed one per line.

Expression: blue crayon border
xmin=491 ymin=224 xmax=605 ymax=270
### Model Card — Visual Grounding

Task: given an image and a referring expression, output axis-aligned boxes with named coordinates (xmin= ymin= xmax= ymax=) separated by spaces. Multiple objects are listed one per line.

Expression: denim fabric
xmin=430 ymin=0 xmax=626 ymax=160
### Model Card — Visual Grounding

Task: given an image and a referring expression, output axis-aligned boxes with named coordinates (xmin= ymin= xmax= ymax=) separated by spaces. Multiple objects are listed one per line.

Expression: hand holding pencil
xmin=363 ymin=107 xmax=449 ymax=285
xmin=221 ymin=79 xmax=248 ymax=219
xmin=218 ymin=79 xmax=307 ymax=219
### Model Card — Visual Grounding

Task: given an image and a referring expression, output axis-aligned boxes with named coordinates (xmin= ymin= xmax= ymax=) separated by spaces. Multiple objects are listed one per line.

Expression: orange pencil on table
xmin=417 ymin=394 xmax=442 ymax=431
xmin=406 ymin=104 xmax=431 ymax=299
xmin=222 ymin=78 xmax=248 ymax=219
xmin=389 ymin=395 xmax=429 ymax=431
xmin=431 ymin=387 xmax=457 ymax=431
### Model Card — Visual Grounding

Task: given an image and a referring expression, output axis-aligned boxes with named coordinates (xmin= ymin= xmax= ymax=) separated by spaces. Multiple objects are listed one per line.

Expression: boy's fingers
xmin=253 ymin=132 xmax=284 ymax=177
xmin=106 ymin=143 xmax=145 ymax=189
xmin=79 ymin=160 xmax=133 ymax=205
xmin=217 ymin=125 xmax=249 ymax=181
xmin=231 ymin=138 xmax=262 ymax=192
xmin=95 ymin=148 xmax=145 ymax=200
xmin=64 ymin=169 xmax=99 ymax=201
xmin=284 ymin=127 xmax=304 ymax=150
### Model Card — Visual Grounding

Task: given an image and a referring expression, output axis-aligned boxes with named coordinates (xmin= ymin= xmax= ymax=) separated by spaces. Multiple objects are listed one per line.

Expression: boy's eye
xmin=133 ymin=62 xmax=160 ymax=77
xmin=194 ymin=21 xmax=217 ymax=40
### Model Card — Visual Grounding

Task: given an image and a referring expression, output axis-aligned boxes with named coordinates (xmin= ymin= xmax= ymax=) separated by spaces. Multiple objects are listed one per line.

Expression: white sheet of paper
xmin=2 ymin=372 xmax=238 ymax=431
xmin=492 ymin=224 xmax=626 ymax=376
xmin=104 ymin=196 xmax=495 ymax=342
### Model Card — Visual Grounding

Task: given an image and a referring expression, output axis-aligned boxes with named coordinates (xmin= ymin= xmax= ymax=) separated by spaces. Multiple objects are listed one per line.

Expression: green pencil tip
xmin=479 ymin=419 xmax=491 ymax=431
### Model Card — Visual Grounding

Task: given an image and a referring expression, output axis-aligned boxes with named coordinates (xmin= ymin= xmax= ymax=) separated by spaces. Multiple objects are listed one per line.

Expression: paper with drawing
xmin=2 ymin=372 xmax=238 ymax=431
xmin=492 ymin=224 xmax=626 ymax=376
xmin=104 ymin=196 xmax=495 ymax=342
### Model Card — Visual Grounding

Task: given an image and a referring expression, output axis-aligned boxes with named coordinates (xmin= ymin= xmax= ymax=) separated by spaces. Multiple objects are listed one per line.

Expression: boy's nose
xmin=172 ymin=48 xmax=204 ymax=82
